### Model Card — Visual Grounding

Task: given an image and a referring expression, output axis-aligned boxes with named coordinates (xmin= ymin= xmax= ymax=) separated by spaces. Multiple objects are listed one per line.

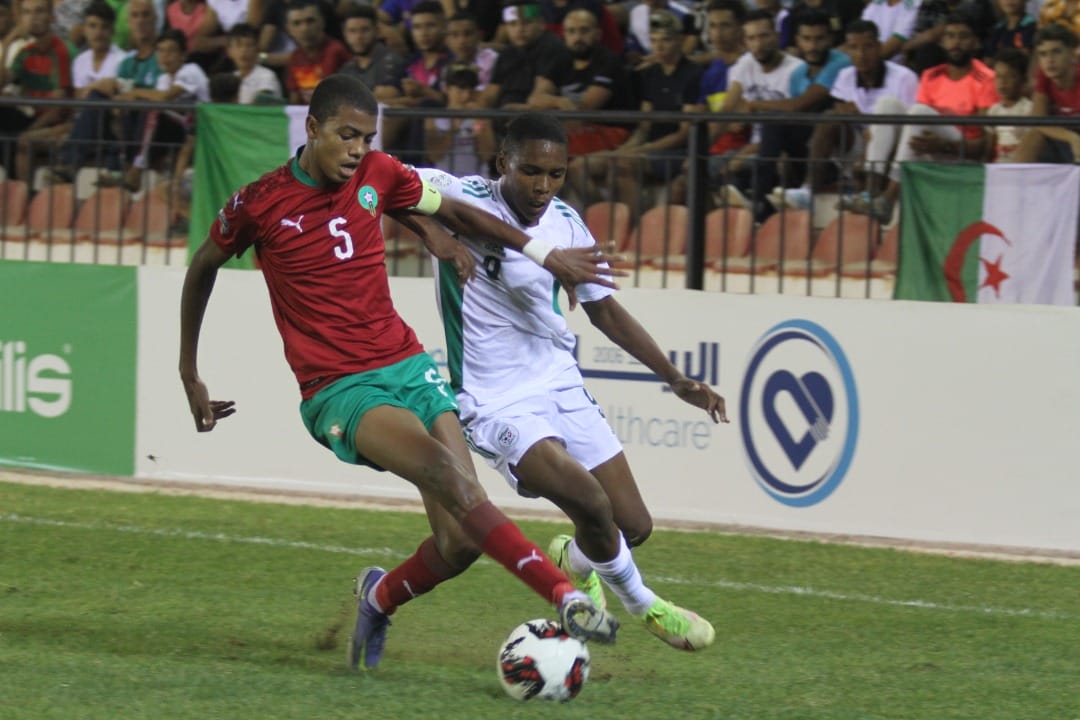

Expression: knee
xmin=621 ymin=516 xmax=653 ymax=548
xmin=564 ymin=484 xmax=615 ymax=534
xmin=907 ymin=103 xmax=937 ymax=117
xmin=871 ymin=96 xmax=908 ymax=115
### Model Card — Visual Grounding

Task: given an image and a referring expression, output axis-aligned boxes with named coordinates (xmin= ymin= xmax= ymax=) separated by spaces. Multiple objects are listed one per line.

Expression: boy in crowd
xmin=1012 ymin=24 xmax=1080 ymax=162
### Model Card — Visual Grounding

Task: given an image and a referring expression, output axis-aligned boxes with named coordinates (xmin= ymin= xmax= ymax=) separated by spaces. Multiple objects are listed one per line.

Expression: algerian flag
xmin=189 ymin=103 xmax=385 ymax=268
xmin=895 ymin=163 xmax=1078 ymax=306
xmin=189 ymin=105 xmax=309 ymax=267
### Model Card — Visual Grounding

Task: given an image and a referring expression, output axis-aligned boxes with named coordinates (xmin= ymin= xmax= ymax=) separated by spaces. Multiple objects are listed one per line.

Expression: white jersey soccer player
xmin=419 ymin=167 xmax=624 ymax=488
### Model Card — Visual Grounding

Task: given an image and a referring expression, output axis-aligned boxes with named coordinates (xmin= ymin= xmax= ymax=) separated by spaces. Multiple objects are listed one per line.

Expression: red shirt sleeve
xmin=330 ymin=39 xmax=352 ymax=74
xmin=915 ymin=74 xmax=931 ymax=106
xmin=56 ymin=37 xmax=73 ymax=91
xmin=209 ymin=186 xmax=258 ymax=257
xmin=371 ymin=153 xmax=424 ymax=211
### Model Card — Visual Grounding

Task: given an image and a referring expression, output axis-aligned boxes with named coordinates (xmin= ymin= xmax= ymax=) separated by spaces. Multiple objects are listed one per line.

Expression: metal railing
xmin=2 ymin=97 xmax=1077 ymax=301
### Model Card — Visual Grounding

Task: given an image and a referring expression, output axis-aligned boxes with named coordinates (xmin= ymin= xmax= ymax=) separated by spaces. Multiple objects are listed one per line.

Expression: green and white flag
xmin=190 ymin=104 xmax=311 ymax=267
xmin=895 ymin=163 xmax=1078 ymax=306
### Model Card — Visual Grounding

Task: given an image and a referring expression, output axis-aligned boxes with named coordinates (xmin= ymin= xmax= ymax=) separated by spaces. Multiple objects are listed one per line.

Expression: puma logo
xmin=280 ymin=215 xmax=304 ymax=232
xmin=516 ymin=549 xmax=543 ymax=571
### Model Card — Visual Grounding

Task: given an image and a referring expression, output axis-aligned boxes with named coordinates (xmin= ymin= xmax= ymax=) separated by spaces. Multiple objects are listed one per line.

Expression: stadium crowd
xmin=0 ymin=0 xmax=1077 ymax=233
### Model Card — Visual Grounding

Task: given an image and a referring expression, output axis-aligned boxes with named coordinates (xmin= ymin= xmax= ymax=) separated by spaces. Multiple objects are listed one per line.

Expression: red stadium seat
xmin=623 ymin=204 xmax=688 ymax=270
xmin=584 ymin=201 xmax=631 ymax=252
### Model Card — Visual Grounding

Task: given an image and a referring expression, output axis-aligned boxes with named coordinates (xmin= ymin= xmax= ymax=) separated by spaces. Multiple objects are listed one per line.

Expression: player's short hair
xmin=845 ymin=18 xmax=879 ymax=39
xmin=411 ymin=0 xmax=445 ymax=17
xmin=992 ymin=47 xmax=1028 ymax=76
xmin=706 ymin=0 xmax=746 ymax=24
xmin=743 ymin=8 xmax=774 ymax=26
xmin=84 ymin=0 xmax=116 ymax=25
xmin=344 ymin=4 xmax=377 ymax=23
xmin=502 ymin=113 xmax=567 ymax=155
xmin=227 ymin=22 xmax=258 ymax=41
xmin=790 ymin=9 xmax=831 ymax=35
xmin=157 ymin=28 xmax=187 ymax=53
xmin=1034 ymin=23 xmax=1078 ymax=49
xmin=309 ymin=74 xmax=379 ymax=121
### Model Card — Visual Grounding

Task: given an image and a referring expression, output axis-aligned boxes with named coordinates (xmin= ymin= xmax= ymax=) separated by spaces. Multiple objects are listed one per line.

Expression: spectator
xmin=1012 ymin=24 xmax=1079 ymax=161
xmin=575 ymin=9 xmax=702 ymax=213
xmin=0 ymin=0 xmax=75 ymax=181
xmin=625 ymin=0 xmax=699 ymax=65
xmin=843 ymin=13 xmax=998 ymax=222
xmin=478 ymin=1 xmax=571 ymax=110
xmin=539 ymin=0 xmax=623 ymax=55
xmin=284 ymin=0 xmax=350 ymax=103
xmin=47 ymin=1 xmax=125 ymax=181
xmin=693 ymin=0 xmax=745 ymax=72
xmin=164 ymin=0 xmax=207 ymax=54
xmin=986 ymin=47 xmax=1032 ymax=160
xmin=1038 ymin=0 xmax=1080 ymax=37
xmin=424 ymin=64 xmax=494 ymax=174
xmin=108 ymin=28 xmax=209 ymax=191
xmin=440 ymin=0 xmax=502 ymax=42
xmin=861 ymin=0 xmax=921 ymax=61
xmin=528 ymin=8 xmax=635 ymax=157
xmin=904 ymin=0 xmax=994 ymax=73
xmin=781 ymin=0 xmax=865 ymax=49
xmin=445 ymin=11 xmax=495 ymax=87
xmin=375 ymin=0 xmax=449 ymax=156
xmin=337 ymin=5 xmax=405 ymax=93
xmin=797 ymin=18 xmax=918 ymax=198
xmin=695 ymin=9 xmax=804 ymax=217
xmin=984 ymin=0 xmax=1037 ymax=57
xmin=741 ymin=9 xmax=851 ymax=216
xmin=226 ymin=23 xmax=282 ymax=102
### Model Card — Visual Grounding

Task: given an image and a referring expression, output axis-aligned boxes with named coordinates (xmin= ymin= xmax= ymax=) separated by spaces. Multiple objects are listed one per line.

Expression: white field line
xmin=1 ymin=512 xmax=1071 ymax=622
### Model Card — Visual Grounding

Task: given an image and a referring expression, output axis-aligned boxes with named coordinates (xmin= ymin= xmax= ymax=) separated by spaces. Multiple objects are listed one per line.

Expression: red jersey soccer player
xmin=180 ymin=75 xmax=620 ymax=669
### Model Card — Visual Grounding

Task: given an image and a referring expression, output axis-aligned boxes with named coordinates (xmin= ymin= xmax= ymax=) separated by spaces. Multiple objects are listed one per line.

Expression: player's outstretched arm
xmin=179 ymin=238 xmax=236 ymax=432
xmin=388 ymin=210 xmax=476 ymax=284
xmin=582 ymin=296 xmax=728 ymax=424
xmin=431 ymin=196 xmax=626 ymax=306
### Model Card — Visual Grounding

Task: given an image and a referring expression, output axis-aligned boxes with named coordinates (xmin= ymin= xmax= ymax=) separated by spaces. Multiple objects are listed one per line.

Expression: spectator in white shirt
xmin=226 ymin=23 xmax=283 ymax=103
xmin=793 ymin=19 xmax=918 ymax=202
xmin=860 ymin=0 xmax=921 ymax=61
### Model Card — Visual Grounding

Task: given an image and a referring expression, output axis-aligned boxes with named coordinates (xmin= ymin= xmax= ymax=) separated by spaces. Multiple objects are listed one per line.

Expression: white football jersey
xmin=419 ymin=168 xmax=613 ymax=415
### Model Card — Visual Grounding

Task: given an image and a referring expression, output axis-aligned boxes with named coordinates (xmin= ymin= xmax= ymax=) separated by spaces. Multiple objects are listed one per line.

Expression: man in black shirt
xmin=528 ymin=8 xmax=635 ymax=164
xmin=575 ymin=9 xmax=702 ymax=214
xmin=478 ymin=0 xmax=572 ymax=109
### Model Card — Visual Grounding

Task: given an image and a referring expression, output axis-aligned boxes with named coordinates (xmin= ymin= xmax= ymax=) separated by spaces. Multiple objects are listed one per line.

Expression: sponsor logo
xmin=0 ymin=340 xmax=73 ymax=418
xmin=739 ymin=320 xmax=858 ymax=507
xmin=427 ymin=171 xmax=453 ymax=189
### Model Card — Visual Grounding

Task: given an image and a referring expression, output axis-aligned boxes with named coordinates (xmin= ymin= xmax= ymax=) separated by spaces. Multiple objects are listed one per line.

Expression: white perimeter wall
xmin=136 ymin=267 xmax=1080 ymax=552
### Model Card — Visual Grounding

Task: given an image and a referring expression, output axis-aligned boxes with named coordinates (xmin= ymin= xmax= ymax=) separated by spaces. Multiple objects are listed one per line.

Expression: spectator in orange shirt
xmin=843 ymin=13 xmax=998 ymax=223
xmin=285 ymin=0 xmax=351 ymax=104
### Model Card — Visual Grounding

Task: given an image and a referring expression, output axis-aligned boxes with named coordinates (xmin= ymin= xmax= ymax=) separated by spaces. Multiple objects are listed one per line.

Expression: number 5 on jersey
xmin=329 ymin=217 xmax=353 ymax=260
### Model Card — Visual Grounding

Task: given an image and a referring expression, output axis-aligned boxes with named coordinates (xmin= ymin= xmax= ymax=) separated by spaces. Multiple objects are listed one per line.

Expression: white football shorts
xmin=460 ymin=385 xmax=623 ymax=496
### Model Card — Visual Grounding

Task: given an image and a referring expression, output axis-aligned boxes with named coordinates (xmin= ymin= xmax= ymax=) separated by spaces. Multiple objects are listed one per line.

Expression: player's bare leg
xmin=516 ymin=441 xmax=715 ymax=651
xmin=348 ymin=408 xmax=616 ymax=669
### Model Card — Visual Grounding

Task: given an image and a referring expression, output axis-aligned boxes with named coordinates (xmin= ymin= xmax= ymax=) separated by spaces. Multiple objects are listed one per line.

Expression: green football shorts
xmin=300 ymin=352 xmax=458 ymax=468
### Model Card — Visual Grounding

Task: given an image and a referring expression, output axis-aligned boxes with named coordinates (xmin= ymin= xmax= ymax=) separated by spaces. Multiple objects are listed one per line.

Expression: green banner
xmin=0 ymin=261 xmax=137 ymax=475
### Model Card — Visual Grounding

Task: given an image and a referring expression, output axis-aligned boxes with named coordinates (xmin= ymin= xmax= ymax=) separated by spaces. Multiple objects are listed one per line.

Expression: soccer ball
xmin=497 ymin=619 xmax=590 ymax=702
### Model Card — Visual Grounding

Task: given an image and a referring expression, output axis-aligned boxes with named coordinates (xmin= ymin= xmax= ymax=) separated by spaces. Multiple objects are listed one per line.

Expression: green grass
xmin=1 ymin=481 xmax=1078 ymax=720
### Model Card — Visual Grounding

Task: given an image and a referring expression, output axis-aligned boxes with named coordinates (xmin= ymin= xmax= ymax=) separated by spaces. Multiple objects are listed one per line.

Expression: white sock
xmin=588 ymin=536 xmax=657 ymax=617
xmin=566 ymin=537 xmax=593 ymax=577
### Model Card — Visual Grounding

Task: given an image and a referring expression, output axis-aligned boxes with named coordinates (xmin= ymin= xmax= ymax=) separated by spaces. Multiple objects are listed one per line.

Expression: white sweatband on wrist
xmin=522 ymin=238 xmax=556 ymax=265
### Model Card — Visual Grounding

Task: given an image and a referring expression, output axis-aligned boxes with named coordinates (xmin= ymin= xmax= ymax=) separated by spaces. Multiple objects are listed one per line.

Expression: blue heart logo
xmin=761 ymin=370 xmax=834 ymax=470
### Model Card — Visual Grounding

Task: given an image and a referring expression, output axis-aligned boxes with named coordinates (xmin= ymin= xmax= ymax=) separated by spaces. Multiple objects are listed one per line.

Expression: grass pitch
xmin=1 ymin=480 xmax=1077 ymax=720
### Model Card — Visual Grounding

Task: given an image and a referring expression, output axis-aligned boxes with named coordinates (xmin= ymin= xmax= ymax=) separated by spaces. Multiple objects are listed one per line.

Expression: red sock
xmin=374 ymin=536 xmax=461 ymax=614
xmin=461 ymin=501 xmax=575 ymax=606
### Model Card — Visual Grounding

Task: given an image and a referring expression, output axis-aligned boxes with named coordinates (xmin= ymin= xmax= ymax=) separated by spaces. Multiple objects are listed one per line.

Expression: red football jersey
xmin=210 ymin=150 xmax=426 ymax=398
